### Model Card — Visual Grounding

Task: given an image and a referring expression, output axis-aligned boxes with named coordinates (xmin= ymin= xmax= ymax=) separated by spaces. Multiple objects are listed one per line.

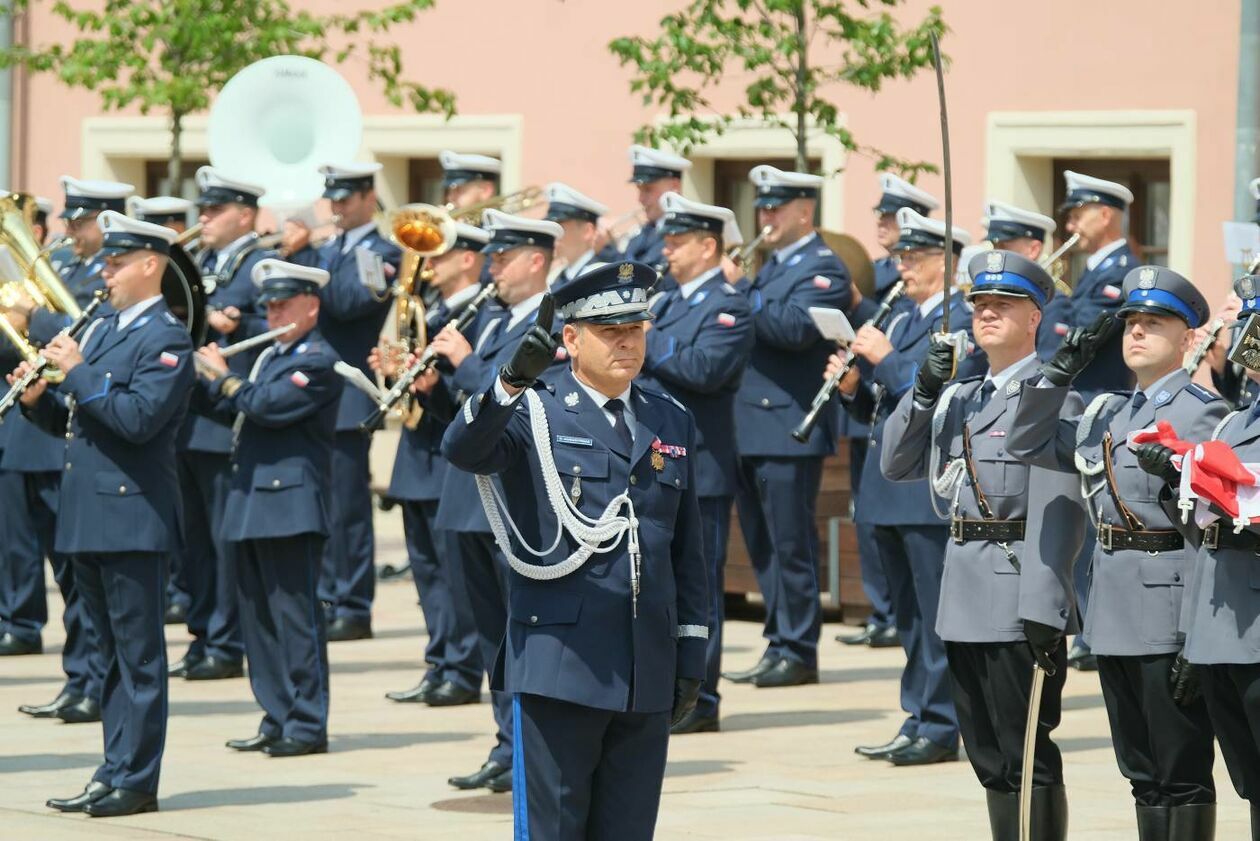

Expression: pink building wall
xmin=10 ymin=0 xmax=1244 ymax=300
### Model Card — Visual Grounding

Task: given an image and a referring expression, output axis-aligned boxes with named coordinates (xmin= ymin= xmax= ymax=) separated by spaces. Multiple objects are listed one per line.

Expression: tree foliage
xmin=609 ymin=0 xmax=945 ymax=177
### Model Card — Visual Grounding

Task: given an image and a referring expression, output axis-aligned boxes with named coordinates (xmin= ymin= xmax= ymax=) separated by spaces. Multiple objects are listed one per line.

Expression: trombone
xmin=447 ymin=187 xmax=543 ymax=223
xmin=729 ymin=225 xmax=773 ymax=266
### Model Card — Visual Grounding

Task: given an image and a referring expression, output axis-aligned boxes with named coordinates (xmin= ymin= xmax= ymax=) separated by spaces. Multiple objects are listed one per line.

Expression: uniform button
xmin=272 ymin=479 xmax=281 ymax=487
xmin=118 ymin=485 xmax=127 ymax=494
xmin=674 ymin=478 xmax=681 ymax=487
xmin=629 ymin=475 xmax=638 ymax=485
xmin=64 ymin=462 xmax=71 ymax=471
xmin=573 ymin=465 xmax=581 ymax=474
xmin=760 ymin=398 xmax=770 ymax=407
xmin=1173 ymin=573 xmax=1181 ymax=583
xmin=529 ymin=615 xmax=538 ymax=624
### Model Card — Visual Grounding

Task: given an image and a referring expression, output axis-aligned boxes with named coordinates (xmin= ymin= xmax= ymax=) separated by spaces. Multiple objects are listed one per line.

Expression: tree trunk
xmin=794 ymin=3 xmax=809 ymax=172
xmin=167 ymin=111 xmax=183 ymax=194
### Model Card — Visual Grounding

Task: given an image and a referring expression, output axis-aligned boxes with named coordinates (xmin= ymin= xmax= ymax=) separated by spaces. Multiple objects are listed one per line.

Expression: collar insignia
xmin=564 ymin=391 xmax=580 ymax=407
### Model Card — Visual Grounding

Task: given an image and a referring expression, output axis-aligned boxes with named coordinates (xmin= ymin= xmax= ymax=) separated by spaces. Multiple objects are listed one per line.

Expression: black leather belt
xmin=950 ymin=517 xmax=1026 ymax=544
xmin=1098 ymin=523 xmax=1183 ymax=553
xmin=1202 ymin=522 xmax=1260 ymax=552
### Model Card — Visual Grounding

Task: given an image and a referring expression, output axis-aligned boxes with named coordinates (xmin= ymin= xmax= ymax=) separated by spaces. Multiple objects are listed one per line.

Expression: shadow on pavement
xmin=169 ymin=699 xmax=263 ymax=717
xmin=1061 ymin=694 xmax=1106 ymax=712
xmin=665 ymin=759 xmax=741 ymax=777
xmin=721 ymin=708 xmax=885 ymax=732
xmin=0 ymin=752 xmax=99 ymax=773
xmin=161 ymin=783 xmax=367 ymax=810
xmin=329 ymin=659 xmax=429 ymax=675
xmin=819 ymin=666 xmax=906 ymax=684
xmin=430 ymin=793 xmax=513 ymax=815
xmin=332 ymin=730 xmax=475 ymax=752
xmin=1058 ymin=736 xmax=1114 ymax=753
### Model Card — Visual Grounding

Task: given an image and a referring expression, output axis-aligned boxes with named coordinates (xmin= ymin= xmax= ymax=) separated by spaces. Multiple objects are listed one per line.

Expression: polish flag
xmin=290 ymin=371 xmax=310 ymax=388
xmin=159 ymin=352 xmax=179 ymax=368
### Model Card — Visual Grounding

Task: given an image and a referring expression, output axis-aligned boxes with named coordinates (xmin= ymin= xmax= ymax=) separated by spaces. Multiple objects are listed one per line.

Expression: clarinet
xmin=0 ymin=289 xmax=110 ymax=420
xmin=1183 ymin=317 xmax=1227 ymax=375
xmin=358 ymin=283 xmax=499 ymax=433
xmin=791 ymin=281 xmax=906 ymax=443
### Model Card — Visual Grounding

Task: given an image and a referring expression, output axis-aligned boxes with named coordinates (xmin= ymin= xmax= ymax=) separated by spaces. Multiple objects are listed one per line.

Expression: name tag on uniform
xmin=556 ymin=435 xmax=593 ymax=447
xmin=355 ymin=247 xmax=386 ymax=293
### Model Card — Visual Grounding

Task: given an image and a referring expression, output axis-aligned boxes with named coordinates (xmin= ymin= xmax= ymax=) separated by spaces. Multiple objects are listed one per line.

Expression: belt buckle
xmin=1203 ymin=522 xmax=1219 ymax=551
xmin=1098 ymin=523 xmax=1113 ymax=552
xmin=950 ymin=517 xmax=964 ymax=544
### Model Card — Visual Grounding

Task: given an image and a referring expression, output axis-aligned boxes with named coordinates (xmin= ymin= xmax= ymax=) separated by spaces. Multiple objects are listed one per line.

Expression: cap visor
xmin=571 ymin=310 xmax=654 ymax=326
xmin=1116 ymin=301 xmax=1192 ymax=325
xmin=322 ymin=187 xmax=353 ymax=201
xmin=97 ymin=245 xmax=131 ymax=257
xmin=966 ymin=287 xmax=1043 ymax=307
xmin=60 ymin=207 xmax=88 ymax=220
xmin=658 ymin=221 xmax=701 ymax=236
xmin=753 ymin=197 xmax=789 ymax=209
xmin=257 ymin=289 xmax=302 ymax=305
xmin=480 ymin=241 xmax=516 ymax=255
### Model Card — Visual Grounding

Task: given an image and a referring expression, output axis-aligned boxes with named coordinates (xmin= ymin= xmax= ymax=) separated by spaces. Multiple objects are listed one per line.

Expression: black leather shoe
xmin=886 ymin=737 xmax=958 ymax=766
xmin=327 ymin=617 xmax=373 ymax=642
xmin=0 ymin=632 xmax=42 ymax=655
xmin=868 ymin=626 xmax=901 ymax=648
xmin=670 ymin=707 xmax=720 ymax=735
xmin=164 ymin=602 xmax=188 ymax=625
xmin=854 ymin=733 xmax=913 ymax=759
xmin=184 ymin=656 xmax=244 ymax=681
xmin=751 ymin=658 xmax=819 ymax=688
xmin=448 ymin=760 xmax=509 ymax=790
xmin=837 ymin=623 xmax=879 ymax=646
xmin=485 ymin=768 xmax=513 ymax=793
xmin=262 ymin=737 xmax=328 ymax=757
xmin=721 ymin=654 xmax=777 ymax=684
xmin=55 ymin=696 xmax=101 ymax=724
xmin=169 ymin=652 xmax=203 ymax=678
xmin=85 ymin=788 xmax=158 ymax=817
xmin=19 ymin=690 xmax=79 ymax=718
xmin=385 ymin=676 xmax=437 ymax=703
xmin=226 ymin=733 xmax=275 ymax=752
xmin=424 ymin=681 xmax=480 ymax=707
xmin=46 ymin=780 xmax=112 ymax=812
xmin=376 ymin=562 xmax=412 ymax=582
xmin=1068 ymin=640 xmax=1098 ymax=672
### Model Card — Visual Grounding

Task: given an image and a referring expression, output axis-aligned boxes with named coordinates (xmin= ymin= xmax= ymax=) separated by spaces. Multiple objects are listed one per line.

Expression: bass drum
xmin=162 ymin=242 xmax=208 ymax=348
xmin=819 ymin=229 xmax=875 ymax=300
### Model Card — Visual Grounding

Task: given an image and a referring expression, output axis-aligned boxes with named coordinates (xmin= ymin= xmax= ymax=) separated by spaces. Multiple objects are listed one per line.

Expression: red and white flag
xmin=716 ymin=312 xmax=737 ymax=327
xmin=290 ymin=371 xmax=310 ymax=388
xmin=159 ymin=352 xmax=179 ymax=368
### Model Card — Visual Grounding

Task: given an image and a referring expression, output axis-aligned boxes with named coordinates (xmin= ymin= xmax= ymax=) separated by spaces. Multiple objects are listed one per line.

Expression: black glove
xmin=912 ymin=336 xmax=956 ymax=406
xmin=670 ymin=677 xmax=702 ymax=727
xmin=500 ymin=294 xmax=557 ymax=389
xmin=1040 ymin=311 xmax=1122 ymax=387
xmin=1169 ymin=652 xmax=1201 ymax=707
xmin=1136 ymin=443 xmax=1180 ymax=486
xmin=1022 ymin=620 xmax=1061 ymax=675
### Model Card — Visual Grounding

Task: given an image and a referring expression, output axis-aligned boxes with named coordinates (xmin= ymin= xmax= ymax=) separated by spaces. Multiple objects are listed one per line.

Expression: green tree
xmin=0 ymin=0 xmax=456 ymax=187
xmin=609 ymin=0 xmax=945 ymax=177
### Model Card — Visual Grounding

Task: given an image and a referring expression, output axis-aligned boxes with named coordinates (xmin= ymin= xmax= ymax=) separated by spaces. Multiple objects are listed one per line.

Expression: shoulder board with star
xmin=955 ymin=373 xmax=984 ymax=385
xmin=637 ymin=385 xmax=689 ymax=414
xmin=1184 ymin=382 xmax=1221 ymax=403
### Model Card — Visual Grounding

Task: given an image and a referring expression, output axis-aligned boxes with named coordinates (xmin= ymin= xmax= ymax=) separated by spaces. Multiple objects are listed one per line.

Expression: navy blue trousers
xmin=401 ymin=500 xmax=480 ymax=691
xmin=513 ymin=693 xmax=669 ymax=841
xmin=872 ymin=523 xmax=959 ymax=749
xmin=320 ymin=432 xmax=375 ymax=622
xmin=0 ymin=466 xmax=46 ymax=643
xmin=734 ymin=455 xmax=823 ymax=668
xmin=234 ymin=533 xmax=330 ymax=744
xmin=455 ymin=530 xmax=512 ymax=767
xmin=697 ymin=496 xmax=731 ymax=719
xmin=75 ymin=552 xmax=168 ymax=794
xmin=848 ymin=437 xmax=894 ymax=629
xmin=177 ymin=449 xmax=241 ymax=661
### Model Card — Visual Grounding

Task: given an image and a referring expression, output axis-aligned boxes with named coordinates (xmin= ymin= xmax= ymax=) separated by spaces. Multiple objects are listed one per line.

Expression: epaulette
xmin=161 ymin=311 xmax=180 ymax=326
xmin=955 ymin=373 xmax=984 ymax=384
xmin=816 ymin=247 xmax=834 ymax=257
xmin=638 ymin=385 xmax=689 ymax=414
xmin=1185 ymin=382 xmax=1221 ymax=403
xmin=722 ymin=283 xmax=738 ymax=295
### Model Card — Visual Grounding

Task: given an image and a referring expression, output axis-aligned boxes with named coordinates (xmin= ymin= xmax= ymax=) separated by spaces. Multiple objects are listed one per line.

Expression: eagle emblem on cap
xmin=1243 ymin=276 xmax=1257 ymax=299
xmin=985 ymin=252 xmax=1003 ymax=272
xmin=618 ymin=262 xmax=634 ymax=282
xmin=1138 ymin=267 xmax=1157 ymax=288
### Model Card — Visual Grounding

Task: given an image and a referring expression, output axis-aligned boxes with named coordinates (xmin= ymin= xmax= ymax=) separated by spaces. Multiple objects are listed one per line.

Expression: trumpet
xmin=729 ymin=225 xmax=773 ymax=265
xmin=1184 ymin=317 xmax=1228 ymax=375
xmin=791 ymin=281 xmax=906 ymax=443
xmin=1041 ymin=233 xmax=1080 ymax=295
xmin=359 ymin=282 xmax=499 ymax=433
xmin=448 ymin=187 xmax=543 ymax=223
xmin=0 ymin=289 xmax=109 ymax=420
xmin=194 ymin=322 xmax=298 ymax=378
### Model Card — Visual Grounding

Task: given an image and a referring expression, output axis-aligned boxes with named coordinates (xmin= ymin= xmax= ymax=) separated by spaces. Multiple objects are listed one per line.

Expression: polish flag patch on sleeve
xmin=1054 ymin=322 xmax=1069 ymax=336
xmin=159 ymin=351 xmax=179 ymax=368
xmin=1102 ymin=284 xmax=1122 ymax=299
xmin=716 ymin=312 xmax=737 ymax=327
xmin=555 ymin=346 xmax=568 ymax=361
xmin=812 ymin=275 xmax=832 ymax=290
xmin=290 ymin=371 xmax=310 ymax=388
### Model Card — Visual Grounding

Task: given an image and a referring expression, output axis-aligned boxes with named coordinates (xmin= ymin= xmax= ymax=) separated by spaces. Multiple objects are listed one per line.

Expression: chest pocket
xmin=254 ymin=466 xmax=303 ymax=491
xmin=654 ymin=456 xmax=689 ymax=491
xmin=1118 ymin=463 xmax=1159 ymax=504
xmin=95 ymin=472 xmax=142 ymax=496
xmin=554 ymin=446 xmax=610 ymax=481
xmin=971 ymin=455 xmax=1027 ymax=499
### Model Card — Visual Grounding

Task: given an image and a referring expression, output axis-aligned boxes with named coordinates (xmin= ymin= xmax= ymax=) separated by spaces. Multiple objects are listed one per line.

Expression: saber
xmin=1183 ymin=317 xmax=1227 ymax=375
xmin=194 ymin=322 xmax=297 ymax=378
xmin=0 ymin=289 xmax=109 ymax=420
xmin=930 ymin=32 xmax=953 ymax=336
xmin=1019 ymin=664 xmax=1048 ymax=841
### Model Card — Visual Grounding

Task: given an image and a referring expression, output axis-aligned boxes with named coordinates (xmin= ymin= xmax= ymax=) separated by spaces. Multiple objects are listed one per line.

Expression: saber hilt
xmin=0 ymin=289 xmax=109 ymax=420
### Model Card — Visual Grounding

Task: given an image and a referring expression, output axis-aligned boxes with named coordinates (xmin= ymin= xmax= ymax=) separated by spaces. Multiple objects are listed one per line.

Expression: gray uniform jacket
xmin=1166 ymin=407 xmax=1260 ymax=665
xmin=1008 ymin=370 xmax=1226 ymax=656
xmin=881 ymin=356 xmax=1085 ymax=643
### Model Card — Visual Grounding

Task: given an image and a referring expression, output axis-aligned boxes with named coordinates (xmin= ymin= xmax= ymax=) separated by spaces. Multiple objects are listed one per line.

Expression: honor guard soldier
xmin=315 ymin=161 xmax=402 ymax=641
xmin=375 ymin=222 xmax=489 ymax=707
xmin=616 ymin=145 xmax=691 ymax=271
xmin=169 ymin=166 xmax=273 ymax=681
xmin=985 ymin=200 xmax=1055 ymax=262
xmin=442 ymin=261 xmax=709 ymax=841
xmin=836 ymin=208 xmax=983 ymax=766
xmin=544 ymin=181 xmax=609 ymax=288
xmin=1010 ymin=266 xmax=1222 ymax=840
xmin=883 ymin=251 xmax=1083 ymax=839
xmin=14 ymin=211 xmax=195 ymax=817
xmin=131 ymin=196 xmax=194 ymax=234
xmin=723 ymin=164 xmax=852 ymax=688
xmin=195 ymin=259 xmax=343 ymax=758
xmin=426 ymin=210 xmax=567 ymax=793
xmin=440 ymin=150 xmax=501 ymax=211
xmin=641 ymin=192 xmax=753 ymax=733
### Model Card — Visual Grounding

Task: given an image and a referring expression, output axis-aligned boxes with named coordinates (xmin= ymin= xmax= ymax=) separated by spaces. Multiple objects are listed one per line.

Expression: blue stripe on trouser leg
xmin=513 ymin=694 xmax=529 ymax=840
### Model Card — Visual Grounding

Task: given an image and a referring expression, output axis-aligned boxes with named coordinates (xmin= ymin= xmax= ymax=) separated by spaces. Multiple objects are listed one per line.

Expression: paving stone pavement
xmin=0 ymin=506 xmax=1250 ymax=839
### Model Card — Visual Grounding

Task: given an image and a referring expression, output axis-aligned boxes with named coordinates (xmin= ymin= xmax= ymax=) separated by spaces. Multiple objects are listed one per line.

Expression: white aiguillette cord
xmin=472 ymin=388 xmax=644 ymax=617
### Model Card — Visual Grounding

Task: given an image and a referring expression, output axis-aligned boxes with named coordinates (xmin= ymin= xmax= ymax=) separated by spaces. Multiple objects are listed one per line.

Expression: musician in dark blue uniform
xmin=442 ymin=260 xmax=709 ymax=841
xmin=439 ymin=151 xmax=500 ymax=287
xmin=636 ymin=193 xmax=752 ymax=733
xmin=724 ymin=165 xmax=852 ymax=688
xmin=169 ymin=167 xmax=273 ymax=681
xmin=196 ymin=259 xmax=343 ymax=758
xmin=16 ymin=211 xmax=195 ymax=817
xmin=427 ymin=210 xmax=568 ymax=792
xmin=545 ymin=181 xmax=607 ymax=288
xmin=375 ymin=222 xmax=489 ymax=707
xmin=837 ymin=208 xmax=984 ymax=767
xmin=132 ymin=196 xmax=194 ymax=234
xmin=610 ymin=145 xmax=691 ymax=272
xmin=3 ymin=178 xmax=130 ymax=720
xmin=315 ymin=162 xmax=402 ymax=641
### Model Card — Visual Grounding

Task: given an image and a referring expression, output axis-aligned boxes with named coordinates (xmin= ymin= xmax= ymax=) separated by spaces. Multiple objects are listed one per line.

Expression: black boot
xmin=985 ymin=789 xmax=1019 ymax=841
xmin=1030 ymin=785 xmax=1068 ymax=841
xmin=1168 ymin=803 xmax=1214 ymax=841
xmin=1136 ymin=805 xmax=1170 ymax=841
xmin=1252 ymin=802 xmax=1259 ymax=841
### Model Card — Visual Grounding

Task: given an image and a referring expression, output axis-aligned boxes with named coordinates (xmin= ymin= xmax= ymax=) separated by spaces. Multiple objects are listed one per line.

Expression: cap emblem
xmin=985 ymin=252 xmax=1003 ymax=272
xmin=1138 ymin=267 xmax=1157 ymax=289
xmin=618 ymin=262 xmax=634 ymax=282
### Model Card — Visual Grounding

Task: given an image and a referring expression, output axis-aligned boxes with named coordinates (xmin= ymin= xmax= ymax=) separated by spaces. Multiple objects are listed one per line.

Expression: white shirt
xmin=115 ymin=295 xmax=164 ymax=330
xmin=341 ymin=221 xmax=379 ymax=254
xmin=506 ymin=291 xmax=546 ymax=331
xmin=564 ymin=250 xmax=595 ymax=280
xmin=985 ymin=352 xmax=1038 ymax=395
xmin=678 ymin=266 xmax=723 ymax=299
xmin=493 ymin=375 xmax=635 ymax=438
xmin=443 ymin=283 xmax=481 ymax=312
xmin=916 ymin=289 xmax=946 ymax=320
xmin=771 ymin=231 xmax=817 ymax=264
xmin=213 ymin=233 xmax=257 ymax=275
xmin=1086 ymin=238 xmax=1128 ymax=272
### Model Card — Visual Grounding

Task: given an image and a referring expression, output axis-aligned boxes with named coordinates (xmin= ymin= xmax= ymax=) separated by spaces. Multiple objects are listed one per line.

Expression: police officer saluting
xmin=195 ymin=259 xmax=343 ymax=758
xmin=1010 ymin=267 xmax=1222 ymax=840
xmin=724 ymin=164 xmax=851 ymax=688
xmin=882 ymin=251 xmax=1084 ymax=839
xmin=13 ymin=211 xmax=195 ymax=817
xmin=442 ymin=261 xmax=709 ymax=841
xmin=544 ymin=182 xmax=608 ymax=288
xmin=642 ymin=193 xmax=753 ymax=733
